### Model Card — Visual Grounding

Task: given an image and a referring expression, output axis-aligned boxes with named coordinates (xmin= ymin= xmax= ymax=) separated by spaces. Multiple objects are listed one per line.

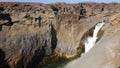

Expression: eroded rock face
xmin=0 ymin=2 xmax=120 ymax=68
xmin=65 ymin=12 xmax=120 ymax=68
xmin=110 ymin=12 xmax=120 ymax=25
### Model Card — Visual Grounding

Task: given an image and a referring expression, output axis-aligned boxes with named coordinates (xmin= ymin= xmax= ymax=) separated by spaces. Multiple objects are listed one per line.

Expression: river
xmin=43 ymin=22 xmax=105 ymax=68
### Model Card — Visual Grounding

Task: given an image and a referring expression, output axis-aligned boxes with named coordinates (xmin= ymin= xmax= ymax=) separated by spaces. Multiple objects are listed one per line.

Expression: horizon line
xmin=0 ymin=1 xmax=120 ymax=4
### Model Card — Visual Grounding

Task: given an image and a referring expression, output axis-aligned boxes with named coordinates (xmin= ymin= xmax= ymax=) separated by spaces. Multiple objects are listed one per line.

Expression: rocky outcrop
xmin=65 ymin=12 xmax=120 ymax=68
xmin=110 ymin=11 xmax=120 ymax=25
xmin=0 ymin=2 xmax=120 ymax=68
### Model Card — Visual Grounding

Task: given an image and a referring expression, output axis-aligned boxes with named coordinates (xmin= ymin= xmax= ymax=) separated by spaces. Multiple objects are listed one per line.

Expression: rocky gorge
xmin=0 ymin=2 xmax=120 ymax=68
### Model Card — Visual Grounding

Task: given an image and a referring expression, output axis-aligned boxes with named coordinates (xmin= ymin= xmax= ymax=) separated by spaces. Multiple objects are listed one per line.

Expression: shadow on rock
xmin=0 ymin=13 xmax=13 ymax=26
xmin=26 ymin=41 xmax=47 ymax=68
xmin=0 ymin=13 xmax=13 ymax=31
xmin=51 ymin=25 xmax=57 ymax=52
xmin=15 ymin=41 xmax=48 ymax=68
xmin=15 ymin=25 xmax=58 ymax=68
xmin=0 ymin=25 xmax=2 ymax=31
xmin=0 ymin=49 xmax=10 ymax=68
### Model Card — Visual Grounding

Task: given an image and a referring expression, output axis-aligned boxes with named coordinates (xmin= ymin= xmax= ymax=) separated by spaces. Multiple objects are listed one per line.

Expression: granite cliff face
xmin=0 ymin=2 xmax=120 ymax=68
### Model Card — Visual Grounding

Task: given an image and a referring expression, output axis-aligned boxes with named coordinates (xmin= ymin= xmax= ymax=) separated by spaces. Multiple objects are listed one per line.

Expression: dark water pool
xmin=41 ymin=58 xmax=72 ymax=68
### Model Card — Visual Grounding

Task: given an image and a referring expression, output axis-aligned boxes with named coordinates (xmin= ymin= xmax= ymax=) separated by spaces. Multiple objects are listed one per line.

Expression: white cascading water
xmin=65 ymin=22 xmax=105 ymax=68
xmin=84 ymin=22 xmax=105 ymax=53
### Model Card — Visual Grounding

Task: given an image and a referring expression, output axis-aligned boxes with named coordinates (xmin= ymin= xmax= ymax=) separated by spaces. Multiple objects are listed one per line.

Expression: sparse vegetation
xmin=24 ymin=14 xmax=33 ymax=20
xmin=12 ymin=4 xmax=19 ymax=7
xmin=0 ymin=6 xmax=4 ymax=11
xmin=49 ymin=5 xmax=58 ymax=11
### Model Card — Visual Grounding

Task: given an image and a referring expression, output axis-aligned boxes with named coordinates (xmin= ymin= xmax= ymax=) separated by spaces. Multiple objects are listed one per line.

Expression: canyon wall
xmin=0 ymin=2 xmax=120 ymax=68
xmin=65 ymin=11 xmax=120 ymax=68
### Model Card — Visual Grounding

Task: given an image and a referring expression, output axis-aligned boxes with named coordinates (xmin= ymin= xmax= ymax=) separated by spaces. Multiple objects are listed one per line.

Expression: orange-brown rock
xmin=110 ymin=11 xmax=120 ymax=25
xmin=0 ymin=2 xmax=120 ymax=68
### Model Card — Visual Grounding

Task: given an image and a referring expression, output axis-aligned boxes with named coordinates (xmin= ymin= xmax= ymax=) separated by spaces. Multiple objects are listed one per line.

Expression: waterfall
xmin=65 ymin=22 xmax=105 ymax=68
xmin=45 ymin=22 xmax=105 ymax=68
xmin=84 ymin=22 xmax=105 ymax=53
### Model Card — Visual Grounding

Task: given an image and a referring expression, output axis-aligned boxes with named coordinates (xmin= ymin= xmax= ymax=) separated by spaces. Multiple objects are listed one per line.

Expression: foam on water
xmin=65 ymin=22 xmax=105 ymax=68
xmin=85 ymin=22 xmax=105 ymax=53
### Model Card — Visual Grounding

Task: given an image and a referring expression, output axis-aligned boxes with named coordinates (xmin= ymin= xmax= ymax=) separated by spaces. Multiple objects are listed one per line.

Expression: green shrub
xmin=49 ymin=5 xmax=58 ymax=11
xmin=24 ymin=14 xmax=33 ymax=20
xmin=0 ymin=6 xmax=4 ymax=11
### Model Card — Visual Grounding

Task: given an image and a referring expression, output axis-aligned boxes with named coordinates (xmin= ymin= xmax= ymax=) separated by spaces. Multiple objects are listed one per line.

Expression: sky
xmin=0 ymin=0 xmax=119 ymax=4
